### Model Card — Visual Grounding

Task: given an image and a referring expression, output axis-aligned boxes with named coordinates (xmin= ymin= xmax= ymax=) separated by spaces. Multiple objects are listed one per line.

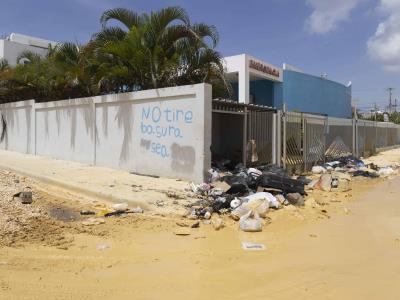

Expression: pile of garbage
xmin=187 ymin=163 xmax=307 ymax=232
xmin=186 ymin=156 xmax=398 ymax=232
xmin=309 ymin=155 xmax=397 ymax=192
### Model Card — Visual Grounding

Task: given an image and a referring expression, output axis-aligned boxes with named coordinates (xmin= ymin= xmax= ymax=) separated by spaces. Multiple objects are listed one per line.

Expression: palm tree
xmin=0 ymin=6 xmax=230 ymax=103
xmin=92 ymin=6 xmax=228 ymax=92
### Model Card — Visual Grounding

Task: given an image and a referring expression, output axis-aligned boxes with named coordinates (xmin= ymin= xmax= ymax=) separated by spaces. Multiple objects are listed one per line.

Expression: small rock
xmin=191 ymin=222 xmax=200 ymax=228
xmin=287 ymin=193 xmax=305 ymax=206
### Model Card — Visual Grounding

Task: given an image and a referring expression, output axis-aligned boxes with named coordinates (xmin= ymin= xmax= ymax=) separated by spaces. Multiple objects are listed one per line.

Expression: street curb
xmin=0 ymin=163 xmax=149 ymax=208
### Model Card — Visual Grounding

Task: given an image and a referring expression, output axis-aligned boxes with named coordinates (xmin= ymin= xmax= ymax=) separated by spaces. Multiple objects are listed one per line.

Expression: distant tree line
xmin=0 ymin=7 xmax=230 ymax=103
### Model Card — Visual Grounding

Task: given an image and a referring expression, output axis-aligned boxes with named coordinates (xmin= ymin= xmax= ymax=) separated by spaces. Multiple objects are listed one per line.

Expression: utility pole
xmin=374 ymin=103 xmax=377 ymax=121
xmin=395 ymin=99 xmax=398 ymax=113
xmin=387 ymin=87 xmax=395 ymax=113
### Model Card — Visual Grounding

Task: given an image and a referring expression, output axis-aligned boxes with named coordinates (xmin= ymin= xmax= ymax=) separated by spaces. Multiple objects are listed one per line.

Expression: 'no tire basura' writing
xmin=140 ymin=105 xmax=194 ymax=158
xmin=140 ymin=106 xmax=193 ymax=139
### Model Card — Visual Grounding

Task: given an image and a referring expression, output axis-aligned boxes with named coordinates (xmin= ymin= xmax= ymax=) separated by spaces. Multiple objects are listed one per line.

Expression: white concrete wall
xmin=0 ymin=100 xmax=34 ymax=154
xmin=0 ymin=84 xmax=212 ymax=182
xmin=35 ymin=99 xmax=95 ymax=164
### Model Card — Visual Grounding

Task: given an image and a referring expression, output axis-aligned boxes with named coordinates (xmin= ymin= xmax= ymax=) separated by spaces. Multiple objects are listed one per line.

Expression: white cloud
xmin=368 ymin=0 xmax=400 ymax=72
xmin=305 ymin=0 xmax=361 ymax=34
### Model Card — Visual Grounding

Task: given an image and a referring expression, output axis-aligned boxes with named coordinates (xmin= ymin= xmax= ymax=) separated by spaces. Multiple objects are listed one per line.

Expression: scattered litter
xmin=174 ymin=228 xmax=191 ymax=236
xmin=96 ymin=243 xmax=110 ymax=251
xmin=104 ymin=210 xmax=127 ymax=217
xmin=242 ymin=242 xmax=266 ymax=251
xmin=378 ymin=167 xmax=395 ymax=177
xmin=80 ymin=210 xmax=95 ymax=215
xmin=112 ymin=203 xmax=128 ymax=211
xmin=155 ymin=200 xmax=165 ymax=207
xmin=128 ymin=207 xmax=144 ymax=214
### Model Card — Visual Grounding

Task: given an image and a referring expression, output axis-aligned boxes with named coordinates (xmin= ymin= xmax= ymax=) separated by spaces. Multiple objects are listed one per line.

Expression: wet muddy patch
xmin=48 ymin=205 xmax=81 ymax=222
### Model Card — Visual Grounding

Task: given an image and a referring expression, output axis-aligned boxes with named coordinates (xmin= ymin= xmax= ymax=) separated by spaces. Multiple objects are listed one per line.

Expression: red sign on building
xmin=249 ymin=59 xmax=280 ymax=78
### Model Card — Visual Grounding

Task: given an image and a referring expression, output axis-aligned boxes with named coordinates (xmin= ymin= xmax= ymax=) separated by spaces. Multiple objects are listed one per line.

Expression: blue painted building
xmin=224 ymin=54 xmax=352 ymax=118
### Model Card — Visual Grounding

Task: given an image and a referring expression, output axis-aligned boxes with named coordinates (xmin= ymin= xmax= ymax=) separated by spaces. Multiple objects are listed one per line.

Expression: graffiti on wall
xmin=139 ymin=105 xmax=193 ymax=158
xmin=139 ymin=104 xmax=196 ymax=173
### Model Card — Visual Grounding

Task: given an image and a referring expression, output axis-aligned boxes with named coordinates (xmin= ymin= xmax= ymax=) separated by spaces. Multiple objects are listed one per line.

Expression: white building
xmin=0 ymin=33 xmax=58 ymax=66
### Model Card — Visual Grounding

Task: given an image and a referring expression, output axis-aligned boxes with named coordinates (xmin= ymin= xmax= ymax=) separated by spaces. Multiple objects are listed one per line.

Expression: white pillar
xmin=238 ymin=56 xmax=249 ymax=104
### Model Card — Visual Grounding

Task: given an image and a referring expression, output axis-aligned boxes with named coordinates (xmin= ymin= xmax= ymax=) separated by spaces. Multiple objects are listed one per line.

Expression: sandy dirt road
xmin=0 ymin=174 xmax=399 ymax=300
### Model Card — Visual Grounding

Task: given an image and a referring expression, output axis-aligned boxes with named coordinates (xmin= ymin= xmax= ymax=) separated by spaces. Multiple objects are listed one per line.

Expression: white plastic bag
xmin=231 ymin=204 xmax=251 ymax=221
xmin=239 ymin=210 xmax=262 ymax=232
xmin=312 ymin=166 xmax=327 ymax=174
xmin=244 ymin=192 xmax=279 ymax=210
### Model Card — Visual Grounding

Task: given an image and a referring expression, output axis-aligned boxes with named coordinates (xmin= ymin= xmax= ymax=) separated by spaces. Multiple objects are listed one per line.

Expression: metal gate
xmin=247 ymin=110 xmax=275 ymax=166
xmin=282 ymin=111 xmax=303 ymax=174
xmin=303 ymin=114 xmax=326 ymax=172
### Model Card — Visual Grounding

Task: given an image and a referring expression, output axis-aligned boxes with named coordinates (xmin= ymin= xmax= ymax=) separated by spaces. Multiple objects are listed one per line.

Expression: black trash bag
xmin=337 ymin=155 xmax=365 ymax=167
xmin=211 ymin=195 xmax=235 ymax=212
xmin=352 ymin=170 xmax=379 ymax=178
xmin=256 ymin=173 xmax=306 ymax=195
xmin=296 ymin=175 xmax=312 ymax=185
xmin=222 ymin=175 xmax=250 ymax=195
xmin=258 ymin=164 xmax=290 ymax=178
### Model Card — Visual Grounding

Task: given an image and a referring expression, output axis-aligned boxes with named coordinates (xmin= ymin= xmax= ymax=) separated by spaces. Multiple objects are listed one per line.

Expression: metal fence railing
xmin=280 ymin=112 xmax=400 ymax=174
xmin=211 ymin=100 xmax=400 ymax=174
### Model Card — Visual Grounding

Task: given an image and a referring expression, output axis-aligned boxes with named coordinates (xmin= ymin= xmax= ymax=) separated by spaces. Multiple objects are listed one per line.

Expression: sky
xmin=1 ymin=0 xmax=399 ymax=112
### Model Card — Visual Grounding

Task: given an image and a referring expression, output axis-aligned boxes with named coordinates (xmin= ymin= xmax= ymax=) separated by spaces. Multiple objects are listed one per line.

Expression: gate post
xmin=353 ymin=118 xmax=359 ymax=157
xmin=242 ymin=107 xmax=248 ymax=167
xmin=282 ymin=105 xmax=287 ymax=169
xmin=302 ymin=115 xmax=307 ymax=173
